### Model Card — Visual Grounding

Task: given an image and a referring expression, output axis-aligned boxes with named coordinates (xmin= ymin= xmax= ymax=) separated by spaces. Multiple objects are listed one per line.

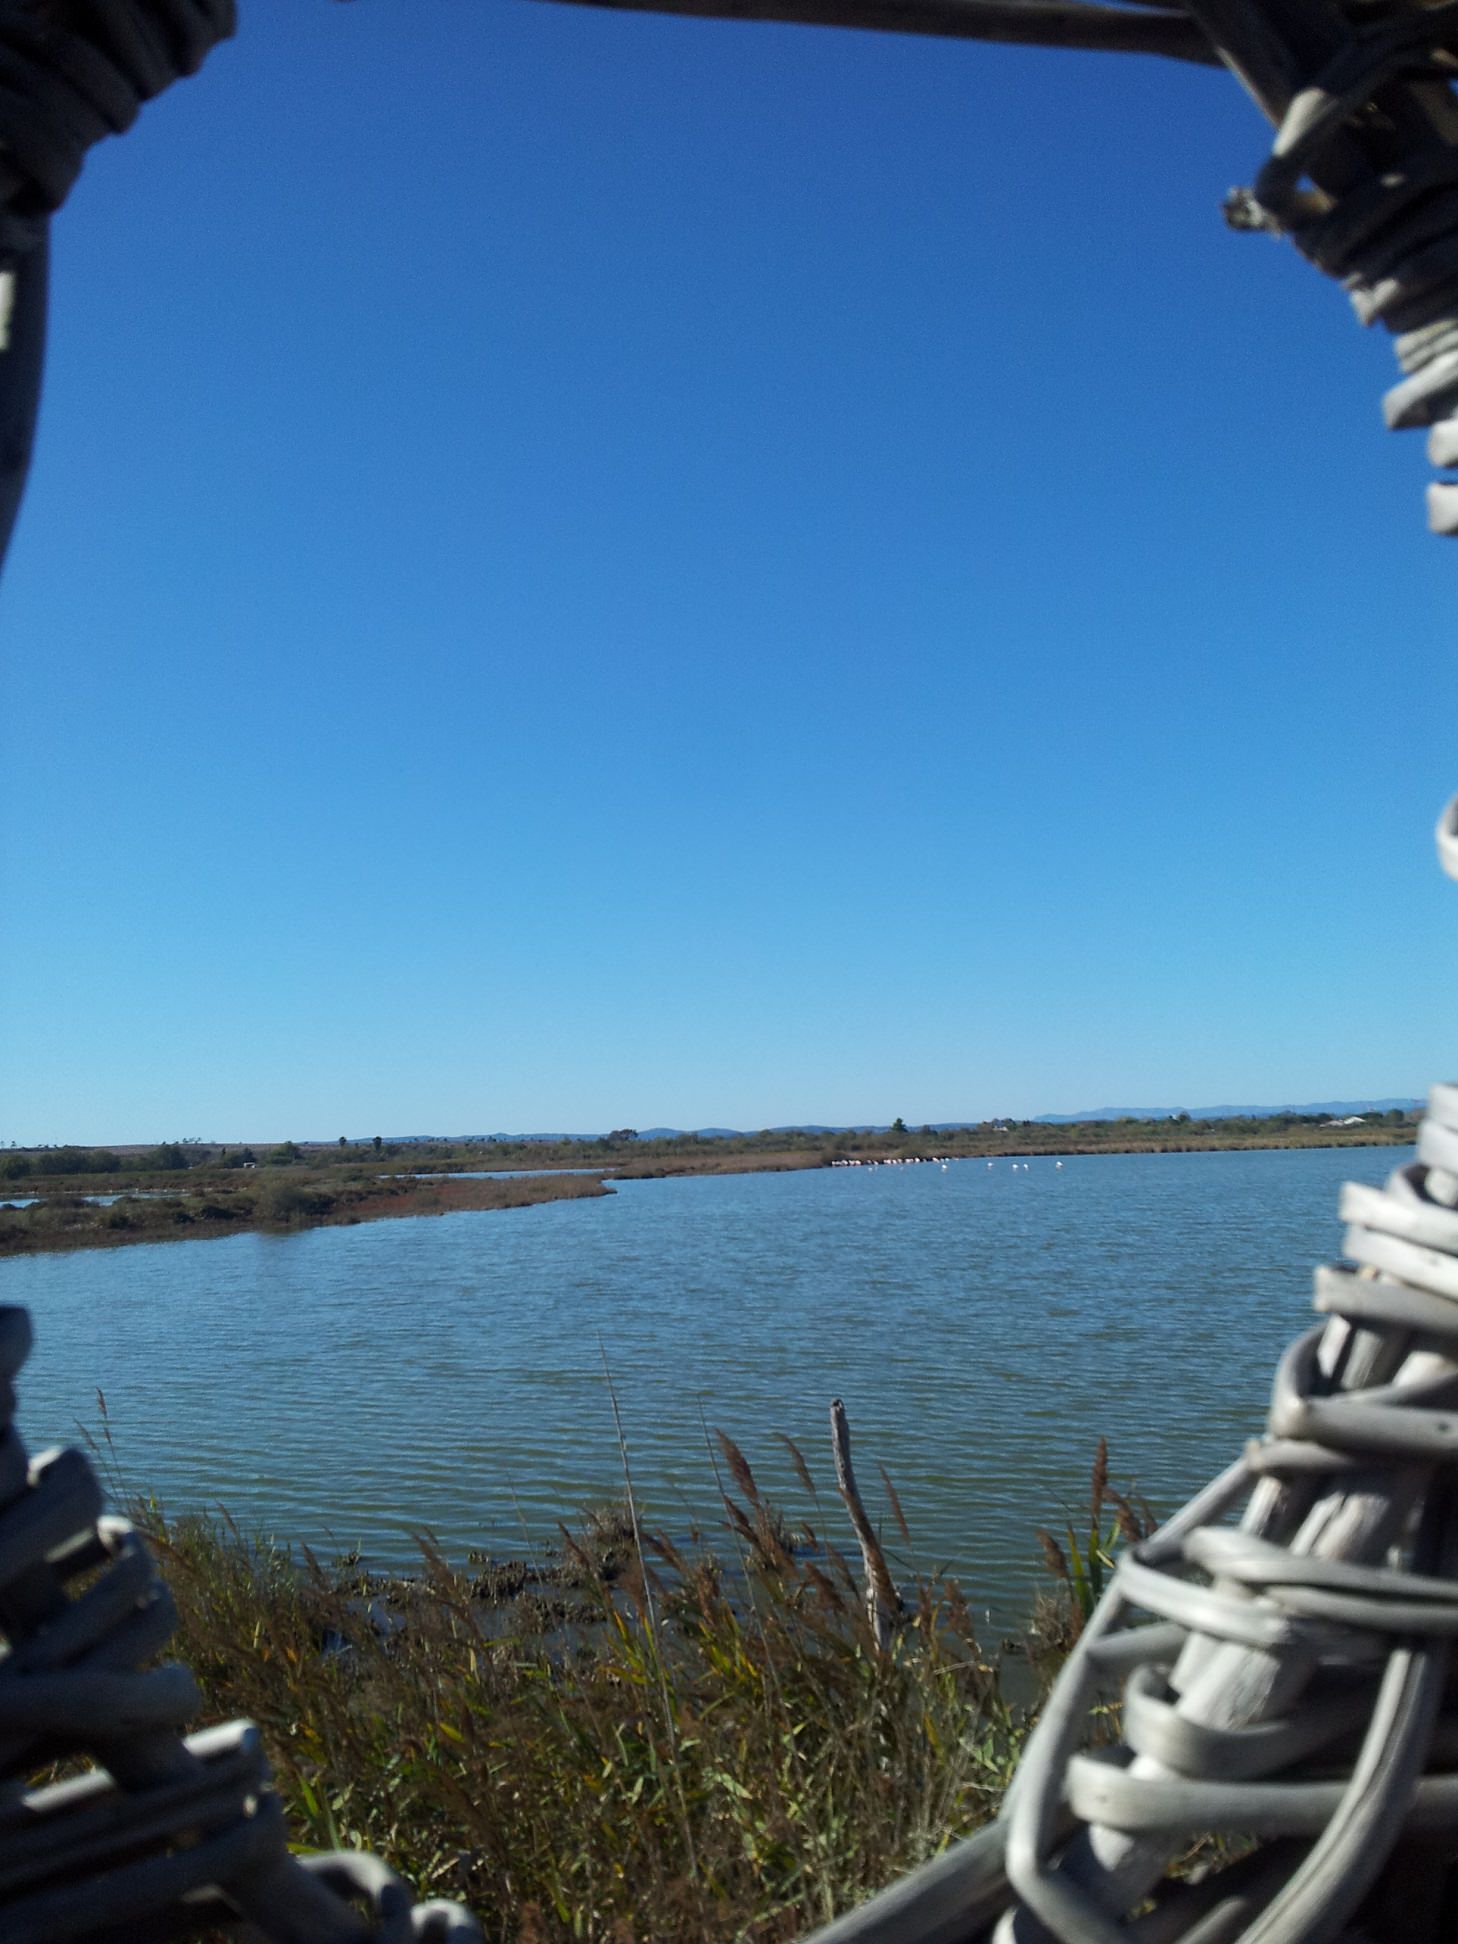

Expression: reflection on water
xmin=396 ymin=1169 xmax=606 ymax=1181
xmin=3 ymin=1194 xmax=137 ymax=1208
xmin=0 ymin=1146 xmax=1411 ymax=1625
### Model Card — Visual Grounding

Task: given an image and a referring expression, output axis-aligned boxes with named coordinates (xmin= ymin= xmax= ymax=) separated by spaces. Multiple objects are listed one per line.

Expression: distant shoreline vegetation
xmin=0 ymin=1111 xmax=1420 ymax=1260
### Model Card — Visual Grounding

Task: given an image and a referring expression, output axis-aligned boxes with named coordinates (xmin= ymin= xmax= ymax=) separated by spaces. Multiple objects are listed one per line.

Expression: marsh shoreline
xmin=0 ymin=1119 xmax=1418 ymax=1258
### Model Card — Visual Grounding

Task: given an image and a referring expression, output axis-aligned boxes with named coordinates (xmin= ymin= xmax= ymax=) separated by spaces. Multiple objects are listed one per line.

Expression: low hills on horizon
xmin=381 ymin=1098 xmax=1421 ymax=1144
xmin=7 ymin=1100 xmax=1422 ymax=1157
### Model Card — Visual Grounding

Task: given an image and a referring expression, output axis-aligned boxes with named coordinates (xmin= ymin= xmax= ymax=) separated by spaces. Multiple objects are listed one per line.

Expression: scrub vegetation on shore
xmin=129 ymin=1428 xmax=1139 ymax=1943
xmin=0 ymin=1161 xmax=609 ymax=1258
xmin=0 ymin=1110 xmax=1418 ymax=1258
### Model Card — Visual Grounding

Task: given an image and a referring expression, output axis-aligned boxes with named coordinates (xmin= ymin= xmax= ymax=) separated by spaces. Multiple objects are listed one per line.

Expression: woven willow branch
xmin=0 ymin=1306 xmax=479 ymax=1940
xmin=803 ymin=10 xmax=1458 ymax=1934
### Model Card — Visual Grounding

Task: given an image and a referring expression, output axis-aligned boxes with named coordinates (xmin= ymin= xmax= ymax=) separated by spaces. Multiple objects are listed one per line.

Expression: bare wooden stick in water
xmin=830 ymin=1398 xmax=902 ymax=1653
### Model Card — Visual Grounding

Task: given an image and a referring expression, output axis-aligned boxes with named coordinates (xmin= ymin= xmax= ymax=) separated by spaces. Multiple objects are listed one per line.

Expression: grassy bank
xmin=138 ymin=1422 xmax=1119 ymax=1944
xmin=0 ymin=1168 xmax=610 ymax=1258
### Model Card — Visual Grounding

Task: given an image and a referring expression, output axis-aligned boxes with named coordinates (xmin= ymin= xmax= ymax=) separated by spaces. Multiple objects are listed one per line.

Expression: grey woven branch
xmin=808 ymin=1025 xmax=1458 ymax=1944
xmin=976 ymin=21 xmax=1458 ymax=1926
xmin=0 ymin=1306 xmax=480 ymax=1941
xmin=801 ymin=8 xmax=1458 ymax=1936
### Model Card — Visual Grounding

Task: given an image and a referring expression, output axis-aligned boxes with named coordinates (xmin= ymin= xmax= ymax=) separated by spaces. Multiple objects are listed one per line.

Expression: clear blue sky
xmin=1 ymin=0 xmax=1453 ymax=1142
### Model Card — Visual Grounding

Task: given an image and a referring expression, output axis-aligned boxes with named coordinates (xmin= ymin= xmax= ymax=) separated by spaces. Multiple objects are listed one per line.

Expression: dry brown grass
xmin=139 ymin=1470 xmax=1026 ymax=1943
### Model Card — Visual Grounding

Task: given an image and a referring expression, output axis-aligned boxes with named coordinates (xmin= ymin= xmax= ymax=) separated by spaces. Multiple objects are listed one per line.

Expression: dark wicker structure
xmin=5 ymin=0 xmax=1458 ymax=1936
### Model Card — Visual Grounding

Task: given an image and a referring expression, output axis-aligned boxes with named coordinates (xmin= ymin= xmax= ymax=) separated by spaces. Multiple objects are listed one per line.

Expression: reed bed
xmin=103 ymin=1418 xmax=1145 ymax=1943
xmin=133 ymin=1424 xmax=1084 ymax=1944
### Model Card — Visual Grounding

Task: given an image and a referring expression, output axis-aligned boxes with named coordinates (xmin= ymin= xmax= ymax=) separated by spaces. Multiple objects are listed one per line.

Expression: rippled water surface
xmin=0 ymin=1147 xmax=1410 ymax=1623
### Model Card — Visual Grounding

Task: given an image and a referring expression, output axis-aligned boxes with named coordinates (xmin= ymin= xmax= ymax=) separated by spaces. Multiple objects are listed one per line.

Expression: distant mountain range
xmin=1029 ymin=1099 xmax=1420 ymax=1123
xmin=377 ymin=1100 xmax=1420 ymax=1144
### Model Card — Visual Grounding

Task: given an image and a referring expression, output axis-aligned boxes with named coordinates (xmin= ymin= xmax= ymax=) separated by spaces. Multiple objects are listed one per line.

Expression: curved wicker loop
xmin=1223 ymin=0 xmax=1458 ymax=526
xmin=812 ymin=1084 xmax=1458 ymax=1943
xmin=908 ymin=53 xmax=1458 ymax=1934
xmin=0 ymin=0 xmax=237 ymax=564
xmin=981 ymin=1081 xmax=1458 ymax=1942
xmin=1437 ymin=795 xmax=1458 ymax=882
xmin=0 ymin=0 xmax=235 ymax=251
xmin=0 ymin=1306 xmax=481 ymax=1942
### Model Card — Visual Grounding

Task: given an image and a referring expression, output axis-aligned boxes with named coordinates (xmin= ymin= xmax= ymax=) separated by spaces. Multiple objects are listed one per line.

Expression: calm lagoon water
xmin=0 ymin=1146 xmax=1412 ymax=1625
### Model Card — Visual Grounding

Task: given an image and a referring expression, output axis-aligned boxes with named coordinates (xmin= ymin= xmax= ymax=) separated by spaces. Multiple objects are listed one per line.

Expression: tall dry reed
xmin=141 ymin=1453 xmax=1028 ymax=1943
